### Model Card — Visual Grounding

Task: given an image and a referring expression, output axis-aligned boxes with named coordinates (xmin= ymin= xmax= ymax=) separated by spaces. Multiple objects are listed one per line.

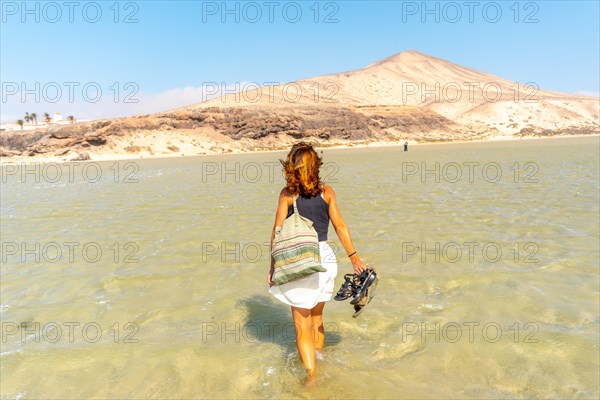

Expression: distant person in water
xmin=404 ymin=141 xmax=408 ymax=151
xmin=268 ymin=142 xmax=366 ymax=381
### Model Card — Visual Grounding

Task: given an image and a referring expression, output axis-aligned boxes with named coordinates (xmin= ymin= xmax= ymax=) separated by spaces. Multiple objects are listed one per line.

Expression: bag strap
xmin=291 ymin=194 xmax=299 ymax=225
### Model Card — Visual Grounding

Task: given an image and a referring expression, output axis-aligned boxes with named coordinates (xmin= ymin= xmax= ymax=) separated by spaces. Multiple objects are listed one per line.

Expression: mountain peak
xmin=365 ymin=50 xmax=439 ymax=68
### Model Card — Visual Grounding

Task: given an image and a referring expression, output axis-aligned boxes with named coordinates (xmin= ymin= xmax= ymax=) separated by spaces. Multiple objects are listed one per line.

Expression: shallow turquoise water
xmin=1 ymin=136 xmax=599 ymax=399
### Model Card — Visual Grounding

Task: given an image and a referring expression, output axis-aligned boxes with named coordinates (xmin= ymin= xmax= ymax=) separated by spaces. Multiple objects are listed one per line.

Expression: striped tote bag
xmin=271 ymin=195 xmax=326 ymax=285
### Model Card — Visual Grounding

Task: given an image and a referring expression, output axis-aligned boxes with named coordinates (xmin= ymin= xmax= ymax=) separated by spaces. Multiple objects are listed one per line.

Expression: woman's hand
xmin=349 ymin=254 xmax=367 ymax=275
xmin=267 ymin=268 xmax=275 ymax=287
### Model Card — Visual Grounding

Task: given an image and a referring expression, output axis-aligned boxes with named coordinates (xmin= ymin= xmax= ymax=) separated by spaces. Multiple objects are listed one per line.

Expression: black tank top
xmin=287 ymin=193 xmax=330 ymax=242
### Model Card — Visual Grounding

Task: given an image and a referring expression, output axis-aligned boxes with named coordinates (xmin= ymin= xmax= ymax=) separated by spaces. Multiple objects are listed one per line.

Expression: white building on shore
xmin=0 ymin=113 xmax=89 ymax=132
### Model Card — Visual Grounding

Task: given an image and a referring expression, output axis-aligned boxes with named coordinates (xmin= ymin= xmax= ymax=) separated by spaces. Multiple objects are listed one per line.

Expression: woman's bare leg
xmin=310 ymin=302 xmax=326 ymax=350
xmin=291 ymin=306 xmax=316 ymax=379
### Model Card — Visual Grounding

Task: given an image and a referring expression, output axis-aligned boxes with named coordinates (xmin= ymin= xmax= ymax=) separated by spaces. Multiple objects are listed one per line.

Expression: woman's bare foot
xmin=304 ymin=368 xmax=316 ymax=385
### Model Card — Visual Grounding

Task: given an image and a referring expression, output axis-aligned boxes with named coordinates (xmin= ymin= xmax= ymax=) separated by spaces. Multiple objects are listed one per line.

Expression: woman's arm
xmin=324 ymin=185 xmax=367 ymax=274
xmin=268 ymin=188 xmax=291 ymax=286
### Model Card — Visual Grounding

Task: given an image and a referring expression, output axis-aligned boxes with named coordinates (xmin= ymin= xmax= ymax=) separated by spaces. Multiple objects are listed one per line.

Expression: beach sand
xmin=2 ymin=134 xmax=597 ymax=166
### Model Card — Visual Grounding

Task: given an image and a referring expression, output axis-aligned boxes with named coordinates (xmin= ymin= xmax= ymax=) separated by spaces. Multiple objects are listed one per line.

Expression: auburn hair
xmin=280 ymin=142 xmax=323 ymax=196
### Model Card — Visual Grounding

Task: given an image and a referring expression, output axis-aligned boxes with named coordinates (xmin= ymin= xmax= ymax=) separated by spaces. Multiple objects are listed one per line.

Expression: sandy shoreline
xmin=1 ymin=134 xmax=598 ymax=166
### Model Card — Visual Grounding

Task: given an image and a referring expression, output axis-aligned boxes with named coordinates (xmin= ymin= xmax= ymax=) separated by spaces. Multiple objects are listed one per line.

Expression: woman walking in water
xmin=268 ymin=142 xmax=367 ymax=380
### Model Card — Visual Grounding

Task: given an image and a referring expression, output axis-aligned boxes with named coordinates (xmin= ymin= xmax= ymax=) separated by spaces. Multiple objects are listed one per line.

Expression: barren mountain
xmin=2 ymin=51 xmax=598 ymax=160
xmin=185 ymin=50 xmax=599 ymax=135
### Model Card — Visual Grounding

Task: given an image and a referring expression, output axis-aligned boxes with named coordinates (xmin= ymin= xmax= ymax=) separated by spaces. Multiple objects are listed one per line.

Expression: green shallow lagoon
xmin=1 ymin=136 xmax=599 ymax=399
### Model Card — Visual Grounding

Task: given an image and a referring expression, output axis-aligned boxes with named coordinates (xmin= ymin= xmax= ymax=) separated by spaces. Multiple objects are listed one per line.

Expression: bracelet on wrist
xmin=348 ymin=251 xmax=357 ymax=258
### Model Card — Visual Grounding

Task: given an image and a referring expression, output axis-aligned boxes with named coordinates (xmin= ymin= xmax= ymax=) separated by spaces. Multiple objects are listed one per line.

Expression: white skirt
xmin=269 ymin=241 xmax=338 ymax=309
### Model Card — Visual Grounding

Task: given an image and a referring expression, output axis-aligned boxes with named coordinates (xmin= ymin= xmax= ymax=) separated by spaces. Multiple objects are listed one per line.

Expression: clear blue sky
xmin=1 ymin=0 xmax=599 ymax=121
